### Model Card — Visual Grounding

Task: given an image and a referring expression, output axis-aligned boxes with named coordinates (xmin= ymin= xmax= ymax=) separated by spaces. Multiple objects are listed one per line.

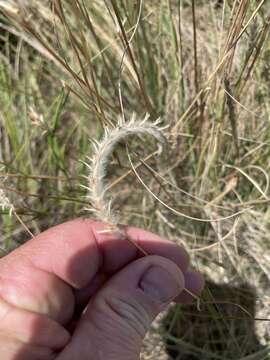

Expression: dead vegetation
xmin=0 ymin=1 xmax=270 ymax=358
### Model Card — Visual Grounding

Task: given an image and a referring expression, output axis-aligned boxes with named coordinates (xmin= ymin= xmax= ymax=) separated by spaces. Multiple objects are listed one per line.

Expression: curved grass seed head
xmin=86 ymin=113 xmax=167 ymax=226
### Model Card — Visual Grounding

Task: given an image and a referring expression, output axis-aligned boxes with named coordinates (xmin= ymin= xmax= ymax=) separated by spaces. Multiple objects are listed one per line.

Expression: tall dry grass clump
xmin=0 ymin=1 xmax=270 ymax=359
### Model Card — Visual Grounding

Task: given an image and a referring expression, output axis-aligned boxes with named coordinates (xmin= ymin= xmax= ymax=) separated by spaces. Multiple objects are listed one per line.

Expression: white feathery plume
xmin=87 ymin=113 xmax=167 ymax=225
xmin=0 ymin=188 xmax=15 ymax=216
xmin=0 ymin=168 xmax=14 ymax=216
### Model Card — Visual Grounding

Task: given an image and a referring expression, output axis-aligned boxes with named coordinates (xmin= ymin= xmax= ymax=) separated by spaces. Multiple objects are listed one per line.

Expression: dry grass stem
xmin=0 ymin=1 xmax=270 ymax=358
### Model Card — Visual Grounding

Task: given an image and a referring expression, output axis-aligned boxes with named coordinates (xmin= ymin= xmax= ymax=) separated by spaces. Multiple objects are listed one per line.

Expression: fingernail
xmin=175 ymin=271 xmax=205 ymax=303
xmin=140 ymin=265 xmax=184 ymax=303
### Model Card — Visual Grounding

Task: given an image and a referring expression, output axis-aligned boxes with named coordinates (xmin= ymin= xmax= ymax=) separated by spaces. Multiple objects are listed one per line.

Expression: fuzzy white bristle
xmin=0 ymin=189 xmax=14 ymax=216
xmin=86 ymin=114 xmax=167 ymax=224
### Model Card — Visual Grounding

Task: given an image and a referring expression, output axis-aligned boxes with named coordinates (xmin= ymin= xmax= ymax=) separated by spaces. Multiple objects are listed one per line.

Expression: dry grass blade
xmin=0 ymin=1 xmax=270 ymax=358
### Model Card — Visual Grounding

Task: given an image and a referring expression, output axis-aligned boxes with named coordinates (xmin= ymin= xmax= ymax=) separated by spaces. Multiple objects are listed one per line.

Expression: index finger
xmin=18 ymin=218 xmax=189 ymax=289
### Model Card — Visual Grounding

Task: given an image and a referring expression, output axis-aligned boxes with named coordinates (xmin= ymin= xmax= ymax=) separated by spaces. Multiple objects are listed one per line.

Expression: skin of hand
xmin=0 ymin=218 xmax=204 ymax=360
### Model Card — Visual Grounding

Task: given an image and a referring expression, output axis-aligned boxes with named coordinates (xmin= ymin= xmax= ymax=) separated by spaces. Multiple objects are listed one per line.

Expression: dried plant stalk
xmin=0 ymin=188 xmax=33 ymax=237
xmin=87 ymin=113 xmax=166 ymax=225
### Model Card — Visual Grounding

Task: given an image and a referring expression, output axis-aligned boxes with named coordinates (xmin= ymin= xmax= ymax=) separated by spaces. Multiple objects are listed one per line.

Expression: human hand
xmin=0 ymin=219 xmax=204 ymax=360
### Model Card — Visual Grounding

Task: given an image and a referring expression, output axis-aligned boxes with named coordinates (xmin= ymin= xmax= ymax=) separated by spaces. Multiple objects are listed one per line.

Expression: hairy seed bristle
xmin=0 ymin=189 xmax=15 ymax=216
xmin=86 ymin=114 xmax=167 ymax=224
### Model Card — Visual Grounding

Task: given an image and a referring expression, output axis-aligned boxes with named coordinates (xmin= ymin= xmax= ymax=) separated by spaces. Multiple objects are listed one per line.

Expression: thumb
xmin=57 ymin=255 xmax=184 ymax=360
